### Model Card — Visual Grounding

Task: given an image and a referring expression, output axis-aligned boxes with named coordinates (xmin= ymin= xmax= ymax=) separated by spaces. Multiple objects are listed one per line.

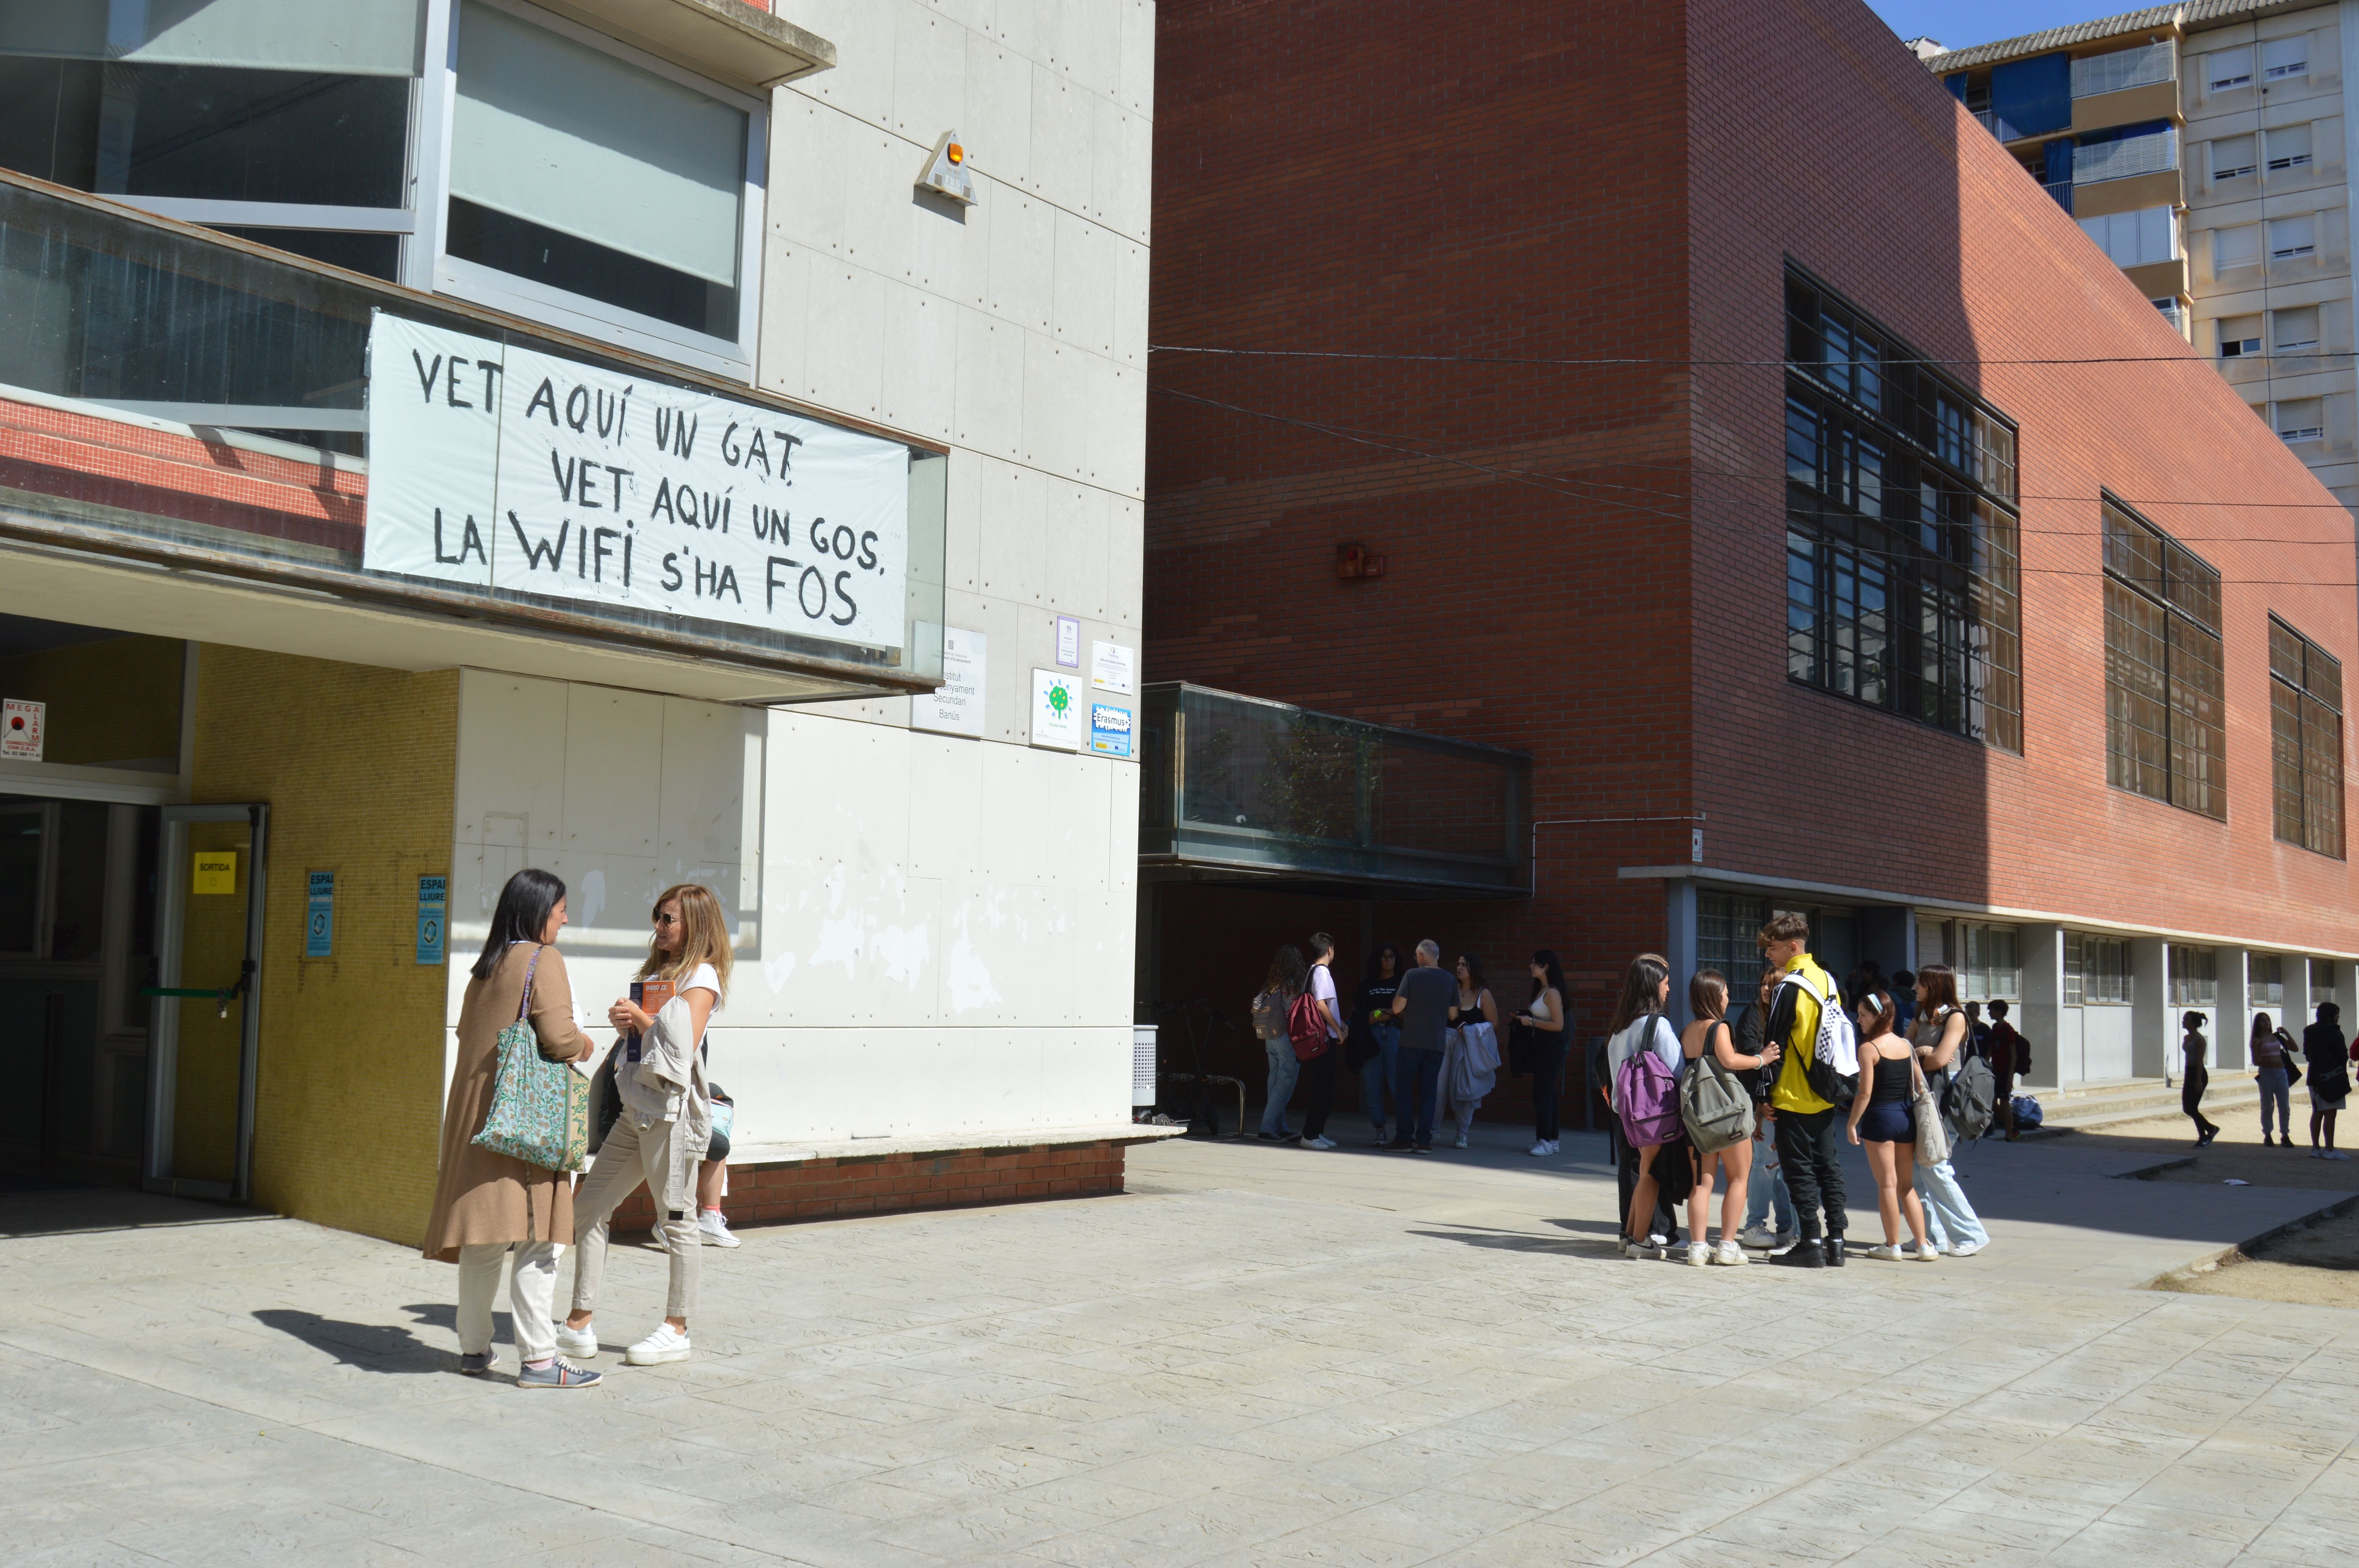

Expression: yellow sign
xmin=193 ymin=851 xmax=238 ymax=895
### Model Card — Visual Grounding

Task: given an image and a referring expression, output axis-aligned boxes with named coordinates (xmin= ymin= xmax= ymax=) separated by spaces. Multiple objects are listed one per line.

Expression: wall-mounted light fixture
xmin=918 ymin=131 xmax=977 ymax=205
xmin=1336 ymin=543 xmax=1385 ymax=581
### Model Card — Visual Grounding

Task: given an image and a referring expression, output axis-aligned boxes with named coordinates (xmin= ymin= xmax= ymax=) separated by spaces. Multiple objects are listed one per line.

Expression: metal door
xmin=146 ymin=805 xmax=267 ymax=1201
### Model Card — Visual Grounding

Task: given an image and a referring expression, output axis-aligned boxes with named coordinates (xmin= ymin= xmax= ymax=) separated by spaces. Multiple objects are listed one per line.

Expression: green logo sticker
xmin=1047 ymin=684 xmax=1071 ymax=715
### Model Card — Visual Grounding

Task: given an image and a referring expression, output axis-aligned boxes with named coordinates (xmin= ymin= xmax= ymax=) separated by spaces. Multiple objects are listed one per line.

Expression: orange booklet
xmin=625 ymin=978 xmax=675 ymax=1062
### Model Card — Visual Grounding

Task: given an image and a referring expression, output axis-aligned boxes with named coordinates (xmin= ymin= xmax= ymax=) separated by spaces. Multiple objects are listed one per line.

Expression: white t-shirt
xmin=1310 ymin=964 xmax=1342 ymax=1039
xmin=618 ymin=963 xmax=724 ymax=1125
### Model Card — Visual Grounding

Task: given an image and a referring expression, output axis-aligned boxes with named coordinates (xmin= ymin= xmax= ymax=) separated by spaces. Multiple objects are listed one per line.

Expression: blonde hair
xmin=637 ymin=883 xmax=733 ymax=996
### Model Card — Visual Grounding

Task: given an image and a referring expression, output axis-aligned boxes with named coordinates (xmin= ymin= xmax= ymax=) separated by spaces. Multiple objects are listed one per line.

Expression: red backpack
xmin=1287 ymin=984 xmax=1333 ymax=1061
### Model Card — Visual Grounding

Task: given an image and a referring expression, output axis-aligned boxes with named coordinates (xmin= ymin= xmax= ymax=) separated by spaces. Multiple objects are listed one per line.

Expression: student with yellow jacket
xmin=1757 ymin=912 xmax=1850 ymax=1268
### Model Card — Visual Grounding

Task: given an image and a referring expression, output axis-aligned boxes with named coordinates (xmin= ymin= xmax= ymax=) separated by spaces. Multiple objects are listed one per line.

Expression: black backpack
xmin=1942 ymin=1052 xmax=1997 ymax=1143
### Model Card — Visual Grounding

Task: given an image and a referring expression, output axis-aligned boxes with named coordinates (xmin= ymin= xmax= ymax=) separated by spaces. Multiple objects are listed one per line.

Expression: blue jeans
xmin=1394 ymin=1046 xmax=1443 ymax=1144
xmin=2258 ymin=1066 xmax=2292 ymax=1138
xmin=1261 ymin=1039 xmax=1299 ymax=1136
xmin=1914 ymin=1155 xmax=1988 ymax=1250
xmin=1360 ymin=1023 xmax=1401 ymax=1132
xmin=1745 ymin=1134 xmax=1794 ymax=1233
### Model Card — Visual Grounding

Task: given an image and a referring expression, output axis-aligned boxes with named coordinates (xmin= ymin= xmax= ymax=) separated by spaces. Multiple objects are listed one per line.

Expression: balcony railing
xmin=0 ymin=169 xmax=946 ymax=699
xmin=1138 ymin=683 xmax=1530 ymax=895
xmin=2074 ymin=129 xmax=2178 ymax=185
xmin=2043 ymin=179 xmax=2074 ymax=214
xmin=2071 ymin=41 xmax=2175 ymax=98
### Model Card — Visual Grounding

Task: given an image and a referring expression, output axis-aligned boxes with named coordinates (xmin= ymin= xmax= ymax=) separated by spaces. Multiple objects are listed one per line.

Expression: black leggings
xmin=1299 ymin=1049 xmax=1340 ymax=1139
xmin=1773 ymin=1104 xmax=1846 ymax=1240
xmin=2183 ymin=1073 xmax=2218 ymax=1138
xmin=1532 ymin=1038 xmax=1568 ymax=1142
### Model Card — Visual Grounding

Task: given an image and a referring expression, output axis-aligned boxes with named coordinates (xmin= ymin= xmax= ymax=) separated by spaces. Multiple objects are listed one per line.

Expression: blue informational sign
xmin=305 ymin=871 xmax=335 ymax=958
xmin=416 ymin=875 xmax=447 ymax=965
xmin=1089 ymin=702 xmax=1133 ymax=758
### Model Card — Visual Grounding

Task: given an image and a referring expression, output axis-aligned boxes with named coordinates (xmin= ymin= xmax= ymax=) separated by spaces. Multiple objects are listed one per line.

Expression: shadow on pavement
xmin=251 ymin=1305 xmax=476 ymax=1374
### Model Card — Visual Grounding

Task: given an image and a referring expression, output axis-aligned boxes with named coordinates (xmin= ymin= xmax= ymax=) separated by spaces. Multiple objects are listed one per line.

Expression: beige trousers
xmin=570 ymin=1114 xmax=700 ymax=1321
xmin=456 ymin=1240 xmax=561 ymax=1362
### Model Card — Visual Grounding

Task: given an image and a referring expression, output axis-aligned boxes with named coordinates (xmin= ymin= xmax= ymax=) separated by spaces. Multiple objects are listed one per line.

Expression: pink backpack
xmin=1616 ymin=1019 xmax=1683 ymax=1146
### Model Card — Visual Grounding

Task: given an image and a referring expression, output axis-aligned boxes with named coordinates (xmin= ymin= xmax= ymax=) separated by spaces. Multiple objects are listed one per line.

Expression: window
xmin=1920 ymin=919 xmax=2021 ymax=1000
xmin=2219 ymin=314 xmax=2262 ymax=358
xmin=2072 ymin=41 xmax=2175 ymax=98
xmin=2252 ymin=954 xmax=2285 ymax=1009
xmin=2263 ymin=34 xmax=2310 ymax=80
xmin=2274 ymin=306 xmax=2320 ymax=354
xmin=2315 ymin=959 xmax=2342 ymax=1009
xmin=2267 ymin=123 xmax=2314 ymax=173
xmin=2103 ymin=499 xmax=2227 ymax=819
xmin=2211 ymin=134 xmax=2256 ymax=180
xmin=0 ymin=0 xmax=422 ymax=279
xmin=2066 ymin=932 xmax=2132 ymax=1004
xmin=1697 ymin=892 xmax=1772 ymax=988
xmin=2270 ymin=214 xmax=2317 ymax=260
xmin=2271 ymin=615 xmax=2345 ymax=857
xmin=2274 ymin=398 xmax=2325 ymax=442
xmin=2214 ymin=224 xmax=2261 ymax=269
xmin=1784 ymin=269 xmax=2022 ymax=752
xmin=2168 ymin=944 xmax=2219 ymax=1007
xmin=2207 ymin=46 xmax=2254 ymax=90
xmin=2077 ymin=205 xmax=2176 ymax=267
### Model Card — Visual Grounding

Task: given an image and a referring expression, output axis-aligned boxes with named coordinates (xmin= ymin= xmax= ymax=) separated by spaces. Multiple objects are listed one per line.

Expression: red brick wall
xmin=1148 ymin=0 xmax=1699 ymax=1053
xmin=605 ymin=1140 xmax=1128 ymax=1232
xmin=1684 ymin=0 xmax=2358 ymax=952
xmin=1145 ymin=0 xmax=2359 ymax=1046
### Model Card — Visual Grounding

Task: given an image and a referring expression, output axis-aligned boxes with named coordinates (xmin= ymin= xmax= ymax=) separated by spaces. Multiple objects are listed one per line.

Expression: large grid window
xmin=1785 ymin=270 xmax=2023 ymax=752
xmin=2270 ymin=615 xmax=2345 ymax=858
xmin=2103 ymin=500 xmax=2226 ymax=819
xmin=2252 ymin=953 xmax=2285 ymax=1007
xmin=1920 ymin=918 xmax=2021 ymax=1000
xmin=1697 ymin=892 xmax=1772 ymax=990
xmin=2168 ymin=944 xmax=2219 ymax=1007
xmin=2065 ymin=932 xmax=2132 ymax=1004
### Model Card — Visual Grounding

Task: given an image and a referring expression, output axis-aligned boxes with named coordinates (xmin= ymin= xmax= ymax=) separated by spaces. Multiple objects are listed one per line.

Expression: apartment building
xmin=1923 ymin=3 xmax=2359 ymax=511
xmin=1142 ymin=0 xmax=2358 ymax=1120
xmin=0 ymin=0 xmax=1158 ymax=1243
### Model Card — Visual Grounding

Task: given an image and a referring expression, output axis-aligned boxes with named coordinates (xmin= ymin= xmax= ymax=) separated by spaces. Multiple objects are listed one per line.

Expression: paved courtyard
xmin=5 ymin=1123 xmax=2359 ymax=1566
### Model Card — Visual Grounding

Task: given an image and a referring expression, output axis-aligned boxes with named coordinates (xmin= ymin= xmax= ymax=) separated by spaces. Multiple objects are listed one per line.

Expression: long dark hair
xmin=1365 ymin=944 xmax=1402 ymax=984
xmin=1606 ymin=953 xmax=1670 ymax=1036
xmin=1530 ymin=948 xmax=1567 ymax=1003
xmin=473 ymin=867 xmax=565 ymax=980
xmin=1455 ymin=953 xmax=1487 ymax=996
xmin=1916 ymin=962 xmax=1961 ymax=1014
xmin=2253 ymin=1011 xmax=2275 ymax=1043
xmin=1264 ymin=944 xmax=1307 ymax=997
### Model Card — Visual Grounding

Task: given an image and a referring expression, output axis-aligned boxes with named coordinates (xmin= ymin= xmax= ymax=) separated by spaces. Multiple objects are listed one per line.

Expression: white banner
xmin=363 ymin=312 xmax=909 ymax=653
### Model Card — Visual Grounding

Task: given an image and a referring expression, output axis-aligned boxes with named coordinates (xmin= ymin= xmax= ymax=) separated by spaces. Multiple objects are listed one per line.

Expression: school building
xmin=1138 ymin=0 xmax=2359 ymax=1121
xmin=0 ymin=0 xmax=1159 ymax=1241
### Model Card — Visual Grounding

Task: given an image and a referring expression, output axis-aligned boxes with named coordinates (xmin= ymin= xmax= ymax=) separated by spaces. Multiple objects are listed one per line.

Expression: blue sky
xmin=1867 ymin=1 xmax=2111 ymax=51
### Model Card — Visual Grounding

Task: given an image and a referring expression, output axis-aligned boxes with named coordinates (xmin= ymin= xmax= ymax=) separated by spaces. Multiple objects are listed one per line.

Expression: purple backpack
xmin=1616 ymin=1018 xmax=1683 ymax=1147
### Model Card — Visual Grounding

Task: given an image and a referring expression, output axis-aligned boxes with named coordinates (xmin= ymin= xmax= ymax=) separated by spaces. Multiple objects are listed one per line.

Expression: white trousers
xmin=456 ymin=1240 xmax=561 ymax=1363
xmin=571 ymin=1114 xmax=701 ymax=1321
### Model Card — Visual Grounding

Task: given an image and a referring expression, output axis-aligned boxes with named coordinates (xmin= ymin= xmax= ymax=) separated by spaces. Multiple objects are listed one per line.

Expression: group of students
xmin=1604 ymin=912 xmax=1994 ymax=1266
xmin=1251 ymin=936 xmax=1575 ymax=1155
xmin=2189 ymin=1005 xmax=2354 ymax=1155
xmin=419 ymin=868 xmax=740 ymax=1388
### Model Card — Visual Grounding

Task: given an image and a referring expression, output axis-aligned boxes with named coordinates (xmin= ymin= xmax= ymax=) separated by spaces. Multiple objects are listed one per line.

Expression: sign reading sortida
xmin=363 ymin=312 xmax=910 ymax=654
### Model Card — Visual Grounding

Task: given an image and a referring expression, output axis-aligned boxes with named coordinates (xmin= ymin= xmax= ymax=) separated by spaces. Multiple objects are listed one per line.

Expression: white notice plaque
xmin=913 ymin=627 xmax=987 ymax=738
xmin=1031 ymin=669 xmax=1082 ymax=750
xmin=364 ymin=311 xmax=911 ymax=652
xmin=1090 ymin=640 xmax=1135 ymax=695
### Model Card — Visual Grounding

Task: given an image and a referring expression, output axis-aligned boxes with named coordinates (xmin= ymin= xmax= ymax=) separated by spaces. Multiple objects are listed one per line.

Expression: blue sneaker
xmin=458 ymin=1351 xmax=496 ymax=1377
xmin=516 ymin=1358 xmax=602 ymax=1389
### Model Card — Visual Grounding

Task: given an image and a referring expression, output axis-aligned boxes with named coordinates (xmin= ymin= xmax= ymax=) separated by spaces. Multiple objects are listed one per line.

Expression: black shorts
xmin=1857 ymin=1100 xmax=1914 ymax=1144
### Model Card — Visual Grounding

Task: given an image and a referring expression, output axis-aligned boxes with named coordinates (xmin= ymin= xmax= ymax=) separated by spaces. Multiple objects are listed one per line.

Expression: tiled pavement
xmin=3 ymin=1123 xmax=2357 ymax=1566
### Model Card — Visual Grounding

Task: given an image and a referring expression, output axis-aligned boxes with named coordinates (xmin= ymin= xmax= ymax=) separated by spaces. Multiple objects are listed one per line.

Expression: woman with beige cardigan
xmin=420 ymin=868 xmax=601 ymax=1389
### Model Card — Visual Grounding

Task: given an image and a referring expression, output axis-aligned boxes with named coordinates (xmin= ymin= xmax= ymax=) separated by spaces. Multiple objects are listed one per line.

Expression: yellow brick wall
xmin=190 ymin=645 xmax=457 ymax=1246
xmin=0 ymin=635 xmax=182 ymax=767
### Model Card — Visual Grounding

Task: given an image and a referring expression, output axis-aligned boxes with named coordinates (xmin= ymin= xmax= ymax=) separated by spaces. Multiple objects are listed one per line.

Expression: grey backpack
xmin=1680 ymin=1020 xmax=1755 ymax=1154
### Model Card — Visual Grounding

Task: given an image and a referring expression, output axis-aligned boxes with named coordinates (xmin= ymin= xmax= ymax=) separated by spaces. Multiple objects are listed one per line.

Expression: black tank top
xmin=1870 ymin=1051 xmax=1913 ymax=1105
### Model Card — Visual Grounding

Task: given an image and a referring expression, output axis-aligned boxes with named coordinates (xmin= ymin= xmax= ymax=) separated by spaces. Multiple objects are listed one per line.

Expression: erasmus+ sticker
xmin=1089 ymin=703 xmax=1132 ymax=758
xmin=363 ymin=312 xmax=912 ymax=654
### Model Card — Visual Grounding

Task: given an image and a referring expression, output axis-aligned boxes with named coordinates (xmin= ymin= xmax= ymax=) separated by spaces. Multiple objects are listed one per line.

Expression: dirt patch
xmin=2154 ymin=1200 xmax=2359 ymax=1308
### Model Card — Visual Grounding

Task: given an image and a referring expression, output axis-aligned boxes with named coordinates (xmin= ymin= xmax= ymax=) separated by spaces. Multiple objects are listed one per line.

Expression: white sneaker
xmin=623 ymin=1324 xmax=692 ymax=1365
xmin=1712 ymin=1240 xmax=1748 ymax=1267
xmin=1452 ymin=1131 xmax=1470 ymax=1149
xmin=1737 ymin=1227 xmax=1776 ymax=1251
xmin=1547 ymin=1140 xmax=1561 ymax=1154
xmin=1868 ymin=1243 xmax=1905 ymax=1261
xmin=1948 ymin=1240 xmax=1985 ymax=1258
xmin=554 ymin=1322 xmax=599 ymax=1359
xmin=698 ymin=1210 xmax=741 ymax=1248
xmin=1766 ymin=1232 xmax=1800 ymax=1256
xmin=1623 ymin=1239 xmax=1651 ymax=1260
xmin=1914 ymin=1241 xmax=1940 ymax=1261
xmin=1529 ymin=1141 xmax=1553 ymax=1157
xmin=1687 ymin=1242 xmax=1711 ymax=1267
xmin=1307 ymin=1135 xmax=1337 ymax=1150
